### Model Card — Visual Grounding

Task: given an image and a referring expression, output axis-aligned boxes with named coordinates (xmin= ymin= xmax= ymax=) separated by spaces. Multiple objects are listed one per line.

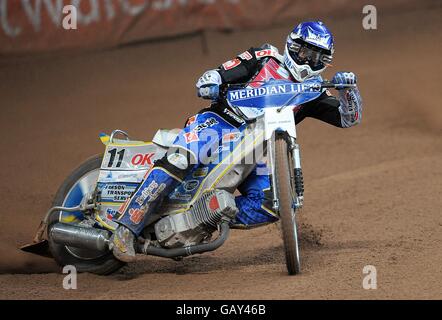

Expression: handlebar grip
xmin=321 ymin=81 xmax=357 ymax=89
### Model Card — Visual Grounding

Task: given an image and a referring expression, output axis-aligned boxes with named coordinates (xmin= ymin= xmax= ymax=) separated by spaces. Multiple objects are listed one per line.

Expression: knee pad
xmin=155 ymin=147 xmax=196 ymax=180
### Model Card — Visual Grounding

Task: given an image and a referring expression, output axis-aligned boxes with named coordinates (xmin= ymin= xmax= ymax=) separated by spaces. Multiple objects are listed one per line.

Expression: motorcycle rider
xmin=110 ymin=21 xmax=363 ymax=262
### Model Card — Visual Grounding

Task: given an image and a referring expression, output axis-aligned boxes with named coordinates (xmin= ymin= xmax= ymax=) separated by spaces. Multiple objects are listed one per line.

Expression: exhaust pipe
xmin=50 ymin=223 xmax=111 ymax=251
xmin=50 ymin=221 xmax=230 ymax=259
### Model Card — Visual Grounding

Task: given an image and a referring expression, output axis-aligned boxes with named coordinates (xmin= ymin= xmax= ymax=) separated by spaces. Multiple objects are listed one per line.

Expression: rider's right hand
xmin=196 ymin=70 xmax=222 ymax=100
xmin=197 ymin=85 xmax=220 ymax=100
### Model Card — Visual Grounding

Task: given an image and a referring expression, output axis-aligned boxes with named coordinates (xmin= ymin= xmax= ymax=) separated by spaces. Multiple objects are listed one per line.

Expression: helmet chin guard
xmin=284 ymin=43 xmax=327 ymax=82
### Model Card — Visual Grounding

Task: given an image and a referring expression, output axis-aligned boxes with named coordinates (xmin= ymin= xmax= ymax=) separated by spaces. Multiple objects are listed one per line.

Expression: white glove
xmin=196 ymin=70 xmax=222 ymax=89
xmin=196 ymin=70 xmax=223 ymax=100
xmin=332 ymin=71 xmax=357 ymax=89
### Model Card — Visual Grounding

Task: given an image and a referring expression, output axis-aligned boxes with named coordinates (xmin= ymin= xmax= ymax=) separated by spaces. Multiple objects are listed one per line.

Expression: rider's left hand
xmin=332 ymin=72 xmax=357 ymax=89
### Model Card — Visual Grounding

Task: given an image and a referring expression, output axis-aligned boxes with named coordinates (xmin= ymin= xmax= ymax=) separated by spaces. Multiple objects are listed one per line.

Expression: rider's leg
xmin=233 ymin=163 xmax=279 ymax=228
xmin=110 ymin=110 xmax=237 ymax=262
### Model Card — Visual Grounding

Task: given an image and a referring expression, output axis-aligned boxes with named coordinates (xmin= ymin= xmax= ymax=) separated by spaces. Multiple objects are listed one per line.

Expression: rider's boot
xmin=109 ymin=224 xmax=137 ymax=262
xmin=232 ymin=163 xmax=279 ymax=228
xmin=110 ymin=153 xmax=191 ymax=262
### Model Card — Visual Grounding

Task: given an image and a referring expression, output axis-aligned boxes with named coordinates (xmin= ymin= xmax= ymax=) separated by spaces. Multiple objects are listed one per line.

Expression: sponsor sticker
xmin=238 ymin=51 xmax=253 ymax=61
xmin=167 ymin=153 xmax=189 ymax=170
xmin=222 ymin=132 xmax=241 ymax=143
xmin=100 ymin=184 xmax=138 ymax=202
xmin=135 ymin=180 xmax=166 ymax=206
xmin=98 ymin=170 xmax=146 ymax=183
xmin=129 ymin=208 xmax=145 ymax=224
xmin=170 ymin=191 xmax=192 ymax=202
xmin=193 ymin=117 xmax=218 ymax=132
xmin=183 ymin=180 xmax=199 ymax=192
xmin=186 ymin=115 xmax=197 ymax=126
xmin=183 ymin=117 xmax=218 ymax=143
xmin=106 ymin=208 xmax=118 ymax=220
xmin=306 ymin=30 xmax=331 ymax=48
xmin=255 ymin=49 xmax=276 ymax=59
xmin=222 ymin=58 xmax=241 ymax=70
xmin=184 ymin=131 xmax=199 ymax=143
xmin=228 ymin=83 xmax=304 ymax=102
xmin=131 ymin=153 xmax=154 ymax=166
xmin=223 ymin=108 xmax=245 ymax=124
xmin=192 ymin=167 xmax=209 ymax=178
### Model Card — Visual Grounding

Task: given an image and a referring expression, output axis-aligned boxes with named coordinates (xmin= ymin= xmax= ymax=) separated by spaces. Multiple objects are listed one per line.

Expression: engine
xmin=154 ymin=190 xmax=238 ymax=248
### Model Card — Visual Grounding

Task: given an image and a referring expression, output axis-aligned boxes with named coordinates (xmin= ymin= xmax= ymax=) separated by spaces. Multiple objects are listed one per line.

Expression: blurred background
xmin=0 ymin=0 xmax=441 ymax=299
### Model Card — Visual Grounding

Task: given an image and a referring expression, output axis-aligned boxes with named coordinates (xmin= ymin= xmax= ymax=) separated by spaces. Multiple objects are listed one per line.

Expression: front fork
xmin=290 ymin=138 xmax=304 ymax=209
xmin=267 ymin=135 xmax=304 ymax=213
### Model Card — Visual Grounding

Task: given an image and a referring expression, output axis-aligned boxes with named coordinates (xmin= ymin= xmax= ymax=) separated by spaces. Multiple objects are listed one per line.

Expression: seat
xmin=152 ymin=128 xmax=181 ymax=148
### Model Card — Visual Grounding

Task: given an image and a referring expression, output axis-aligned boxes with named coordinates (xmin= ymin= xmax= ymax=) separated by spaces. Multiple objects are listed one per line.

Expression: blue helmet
xmin=283 ymin=21 xmax=334 ymax=82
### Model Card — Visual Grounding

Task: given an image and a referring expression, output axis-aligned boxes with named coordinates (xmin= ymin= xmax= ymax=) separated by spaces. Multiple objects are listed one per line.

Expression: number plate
xmin=263 ymin=107 xmax=297 ymax=140
xmin=101 ymin=144 xmax=166 ymax=171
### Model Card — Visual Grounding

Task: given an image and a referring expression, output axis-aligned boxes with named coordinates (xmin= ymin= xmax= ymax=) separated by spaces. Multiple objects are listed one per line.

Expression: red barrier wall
xmin=0 ymin=0 xmax=424 ymax=55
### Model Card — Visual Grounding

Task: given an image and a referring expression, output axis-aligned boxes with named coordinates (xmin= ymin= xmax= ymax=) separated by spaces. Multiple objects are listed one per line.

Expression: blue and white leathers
xmin=234 ymin=162 xmax=278 ymax=226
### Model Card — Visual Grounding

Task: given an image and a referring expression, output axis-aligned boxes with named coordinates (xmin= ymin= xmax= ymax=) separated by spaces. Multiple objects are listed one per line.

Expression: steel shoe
xmin=109 ymin=225 xmax=137 ymax=263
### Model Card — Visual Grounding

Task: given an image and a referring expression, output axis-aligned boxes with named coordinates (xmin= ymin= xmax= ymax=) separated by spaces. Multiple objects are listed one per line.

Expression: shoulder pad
xmin=254 ymin=44 xmax=284 ymax=63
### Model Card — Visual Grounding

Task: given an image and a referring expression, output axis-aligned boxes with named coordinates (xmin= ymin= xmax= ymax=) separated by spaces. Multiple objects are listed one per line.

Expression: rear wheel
xmin=274 ymin=136 xmax=301 ymax=275
xmin=47 ymin=155 xmax=125 ymax=275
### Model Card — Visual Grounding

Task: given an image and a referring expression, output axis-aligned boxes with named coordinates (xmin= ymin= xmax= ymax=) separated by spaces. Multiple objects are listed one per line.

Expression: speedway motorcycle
xmin=22 ymin=78 xmax=353 ymax=275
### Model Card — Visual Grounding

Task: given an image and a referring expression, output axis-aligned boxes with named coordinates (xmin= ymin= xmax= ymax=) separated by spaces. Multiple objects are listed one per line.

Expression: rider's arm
xmin=196 ymin=47 xmax=259 ymax=93
xmin=216 ymin=44 xmax=281 ymax=84
xmin=196 ymin=45 xmax=280 ymax=99
xmin=335 ymin=87 xmax=363 ymax=128
xmin=295 ymin=90 xmax=342 ymax=127
xmin=295 ymin=88 xmax=362 ymax=128
xmin=216 ymin=47 xmax=260 ymax=84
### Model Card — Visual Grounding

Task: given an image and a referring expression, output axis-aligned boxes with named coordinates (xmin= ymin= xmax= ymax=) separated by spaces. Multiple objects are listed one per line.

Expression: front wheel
xmin=274 ymin=136 xmax=301 ymax=275
xmin=47 ymin=154 xmax=125 ymax=275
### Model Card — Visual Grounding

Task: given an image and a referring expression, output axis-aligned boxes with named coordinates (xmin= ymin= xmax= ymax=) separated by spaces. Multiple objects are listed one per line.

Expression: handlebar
xmin=320 ymin=81 xmax=356 ymax=89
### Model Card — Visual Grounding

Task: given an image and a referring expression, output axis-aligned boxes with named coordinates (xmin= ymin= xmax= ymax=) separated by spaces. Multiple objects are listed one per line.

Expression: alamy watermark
xmin=362 ymin=5 xmax=377 ymax=30
xmin=362 ymin=265 xmax=377 ymax=290
xmin=63 ymin=265 xmax=77 ymax=290
xmin=62 ymin=3 xmax=378 ymax=32
xmin=62 ymin=5 xmax=77 ymax=30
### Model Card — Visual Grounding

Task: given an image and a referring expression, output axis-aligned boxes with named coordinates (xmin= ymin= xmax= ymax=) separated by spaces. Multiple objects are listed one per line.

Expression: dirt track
xmin=0 ymin=5 xmax=441 ymax=299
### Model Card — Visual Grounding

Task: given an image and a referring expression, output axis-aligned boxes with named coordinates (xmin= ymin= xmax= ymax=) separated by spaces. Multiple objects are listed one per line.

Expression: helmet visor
xmin=289 ymin=40 xmax=332 ymax=71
